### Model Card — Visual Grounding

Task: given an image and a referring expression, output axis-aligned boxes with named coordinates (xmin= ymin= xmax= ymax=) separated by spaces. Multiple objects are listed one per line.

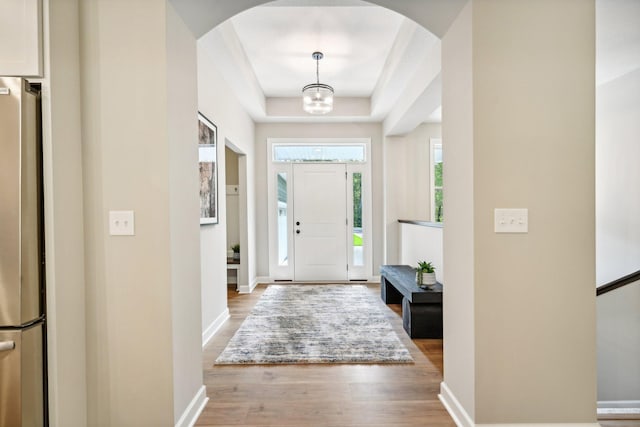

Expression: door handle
xmin=0 ymin=341 xmax=15 ymax=352
xmin=296 ymin=230 xmax=300 ymax=234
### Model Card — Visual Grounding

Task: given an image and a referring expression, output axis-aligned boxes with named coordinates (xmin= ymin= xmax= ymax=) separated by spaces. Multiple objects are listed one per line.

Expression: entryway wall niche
xmin=224 ymin=141 xmax=249 ymax=292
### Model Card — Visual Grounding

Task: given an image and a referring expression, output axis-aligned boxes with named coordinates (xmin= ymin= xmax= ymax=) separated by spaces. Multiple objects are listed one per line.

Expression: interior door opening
xmin=225 ymin=141 xmax=249 ymax=292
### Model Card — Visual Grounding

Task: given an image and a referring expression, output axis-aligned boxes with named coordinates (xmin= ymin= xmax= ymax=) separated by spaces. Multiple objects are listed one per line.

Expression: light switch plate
xmin=494 ymin=208 xmax=528 ymax=233
xmin=109 ymin=210 xmax=135 ymax=236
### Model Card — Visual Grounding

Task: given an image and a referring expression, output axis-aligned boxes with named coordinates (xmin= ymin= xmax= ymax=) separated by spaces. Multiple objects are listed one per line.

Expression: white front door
xmin=293 ymin=163 xmax=348 ymax=281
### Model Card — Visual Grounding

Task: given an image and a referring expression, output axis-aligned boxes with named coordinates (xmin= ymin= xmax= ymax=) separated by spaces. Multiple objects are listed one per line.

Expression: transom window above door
xmin=272 ymin=143 xmax=366 ymax=163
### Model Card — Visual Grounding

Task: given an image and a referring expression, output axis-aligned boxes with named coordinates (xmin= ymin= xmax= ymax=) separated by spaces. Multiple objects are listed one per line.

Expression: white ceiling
xmin=197 ymin=0 xmax=640 ymax=131
xmin=230 ymin=6 xmax=405 ymax=97
xmin=199 ymin=2 xmax=442 ymax=132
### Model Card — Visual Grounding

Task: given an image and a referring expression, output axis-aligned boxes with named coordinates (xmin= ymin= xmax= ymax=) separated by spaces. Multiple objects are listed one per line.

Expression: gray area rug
xmin=215 ymin=284 xmax=413 ymax=365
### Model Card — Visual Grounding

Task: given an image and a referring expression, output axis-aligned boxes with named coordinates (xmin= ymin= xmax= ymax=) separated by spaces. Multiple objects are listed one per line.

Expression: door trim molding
xmin=267 ymin=138 xmax=372 ymax=281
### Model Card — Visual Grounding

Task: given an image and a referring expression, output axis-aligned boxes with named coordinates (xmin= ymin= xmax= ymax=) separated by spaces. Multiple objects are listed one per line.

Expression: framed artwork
xmin=198 ymin=112 xmax=218 ymax=225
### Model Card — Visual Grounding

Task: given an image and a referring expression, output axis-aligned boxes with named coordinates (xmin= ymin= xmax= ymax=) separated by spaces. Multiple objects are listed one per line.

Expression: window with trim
xmin=277 ymin=172 xmax=288 ymax=266
xmin=431 ymin=139 xmax=443 ymax=222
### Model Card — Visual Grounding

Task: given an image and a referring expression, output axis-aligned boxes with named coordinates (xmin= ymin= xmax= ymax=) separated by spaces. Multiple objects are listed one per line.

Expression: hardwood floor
xmin=196 ymin=283 xmax=454 ymax=427
xmin=196 ymin=283 xmax=640 ymax=426
xmin=600 ymin=422 xmax=640 ymax=427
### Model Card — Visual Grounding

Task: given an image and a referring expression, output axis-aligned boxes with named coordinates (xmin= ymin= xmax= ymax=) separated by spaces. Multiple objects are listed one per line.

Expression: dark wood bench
xmin=380 ymin=265 xmax=443 ymax=339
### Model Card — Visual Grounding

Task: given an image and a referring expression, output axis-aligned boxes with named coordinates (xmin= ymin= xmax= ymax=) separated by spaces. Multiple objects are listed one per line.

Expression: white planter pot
xmin=416 ymin=271 xmax=437 ymax=286
xmin=423 ymin=272 xmax=436 ymax=285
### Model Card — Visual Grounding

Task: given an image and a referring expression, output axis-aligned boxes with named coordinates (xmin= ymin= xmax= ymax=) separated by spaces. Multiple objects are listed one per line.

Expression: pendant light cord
xmin=316 ymin=57 xmax=320 ymax=85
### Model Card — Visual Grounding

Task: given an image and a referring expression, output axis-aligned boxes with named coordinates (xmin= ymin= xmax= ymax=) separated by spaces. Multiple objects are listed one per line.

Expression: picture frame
xmin=198 ymin=112 xmax=218 ymax=225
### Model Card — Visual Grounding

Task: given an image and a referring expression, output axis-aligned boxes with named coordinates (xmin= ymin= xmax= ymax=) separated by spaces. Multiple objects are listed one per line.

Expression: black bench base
xmin=381 ymin=275 xmax=403 ymax=304
xmin=380 ymin=265 xmax=443 ymax=339
xmin=402 ymin=297 xmax=443 ymax=339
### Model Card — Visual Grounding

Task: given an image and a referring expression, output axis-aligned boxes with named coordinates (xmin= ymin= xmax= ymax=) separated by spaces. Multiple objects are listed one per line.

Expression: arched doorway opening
xmin=189 ymin=0 xmax=457 ymax=425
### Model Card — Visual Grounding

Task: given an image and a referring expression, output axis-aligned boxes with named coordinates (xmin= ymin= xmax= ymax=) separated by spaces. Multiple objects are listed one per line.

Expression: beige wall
xmin=167 ymin=3 xmax=204 ymax=424
xmin=441 ymin=1 xmax=476 ymax=418
xmin=443 ymin=0 xmax=597 ymax=423
xmin=80 ymin=1 xmax=172 ymax=423
xmin=198 ymin=38 xmax=256 ymax=318
xmin=254 ymin=123 xmax=383 ymax=277
xmin=473 ymin=1 xmax=595 ymax=421
xmin=225 ymin=147 xmax=240 ymax=185
xmin=399 ymin=223 xmax=444 ymax=284
xmin=80 ymin=1 xmax=203 ymax=424
xmin=41 ymin=0 xmax=88 ymax=425
xmin=384 ymin=123 xmax=441 ymax=264
xmin=404 ymin=124 xmax=441 ymax=220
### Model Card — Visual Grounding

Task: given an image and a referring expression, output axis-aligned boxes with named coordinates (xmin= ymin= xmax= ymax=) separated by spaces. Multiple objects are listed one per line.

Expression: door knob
xmin=296 ymin=230 xmax=300 ymax=234
xmin=296 ymin=221 xmax=300 ymax=226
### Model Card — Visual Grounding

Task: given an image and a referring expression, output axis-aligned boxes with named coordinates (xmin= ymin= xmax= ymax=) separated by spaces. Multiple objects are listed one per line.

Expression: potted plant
xmin=231 ymin=244 xmax=240 ymax=261
xmin=416 ymin=261 xmax=436 ymax=286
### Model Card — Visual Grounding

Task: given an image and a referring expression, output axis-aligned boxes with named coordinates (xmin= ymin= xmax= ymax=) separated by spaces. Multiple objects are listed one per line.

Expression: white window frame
xmin=346 ymin=164 xmax=372 ymax=280
xmin=430 ymin=138 xmax=443 ymax=222
xmin=269 ymin=163 xmax=294 ymax=280
xmin=271 ymin=139 xmax=367 ymax=163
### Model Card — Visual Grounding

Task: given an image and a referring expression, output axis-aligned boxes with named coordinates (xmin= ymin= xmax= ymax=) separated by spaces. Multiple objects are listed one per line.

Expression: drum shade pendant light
xmin=302 ymin=52 xmax=334 ymax=115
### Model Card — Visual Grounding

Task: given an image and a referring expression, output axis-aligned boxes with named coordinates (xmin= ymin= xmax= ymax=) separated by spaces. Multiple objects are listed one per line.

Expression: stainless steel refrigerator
xmin=0 ymin=77 xmax=46 ymax=427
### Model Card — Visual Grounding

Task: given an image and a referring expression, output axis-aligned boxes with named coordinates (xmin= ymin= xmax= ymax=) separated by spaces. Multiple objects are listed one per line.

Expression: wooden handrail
xmin=597 ymin=269 xmax=640 ymax=296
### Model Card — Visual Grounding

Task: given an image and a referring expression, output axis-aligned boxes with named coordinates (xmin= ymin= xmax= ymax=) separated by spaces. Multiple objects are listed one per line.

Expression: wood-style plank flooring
xmin=599 ymin=422 xmax=640 ymax=427
xmin=599 ymin=413 xmax=640 ymax=427
xmin=196 ymin=283 xmax=639 ymax=426
xmin=196 ymin=283 xmax=454 ymax=427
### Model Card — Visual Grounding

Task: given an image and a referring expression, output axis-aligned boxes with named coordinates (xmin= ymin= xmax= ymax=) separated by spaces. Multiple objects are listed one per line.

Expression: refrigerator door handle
xmin=0 ymin=340 xmax=16 ymax=352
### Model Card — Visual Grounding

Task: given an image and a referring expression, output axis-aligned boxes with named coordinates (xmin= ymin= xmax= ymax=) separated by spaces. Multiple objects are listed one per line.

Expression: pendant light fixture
xmin=302 ymin=51 xmax=334 ymax=115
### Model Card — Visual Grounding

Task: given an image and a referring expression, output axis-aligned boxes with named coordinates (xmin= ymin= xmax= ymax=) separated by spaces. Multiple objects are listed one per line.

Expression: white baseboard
xmin=439 ymin=381 xmax=475 ymax=427
xmin=202 ymin=308 xmax=229 ymax=348
xmin=471 ymin=425 xmax=601 ymax=426
xmin=598 ymin=400 xmax=640 ymax=408
xmin=238 ymin=277 xmax=263 ymax=293
xmin=598 ymin=400 xmax=640 ymax=415
xmin=475 ymin=424 xmax=600 ymax=426
xmin=247 ymin=277 xmax=378 ymax=285
xmin=439 ymin=381 xmax=600 ymax=427
xmin=175 ymin=385 xmax=208 ymax=427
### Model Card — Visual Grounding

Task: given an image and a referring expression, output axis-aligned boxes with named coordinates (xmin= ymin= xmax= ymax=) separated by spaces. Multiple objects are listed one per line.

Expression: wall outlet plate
xmin=109 ymin=210 xmax=135 ymax=236
xmin=494 ymin=208 xmax=528 ymax=233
